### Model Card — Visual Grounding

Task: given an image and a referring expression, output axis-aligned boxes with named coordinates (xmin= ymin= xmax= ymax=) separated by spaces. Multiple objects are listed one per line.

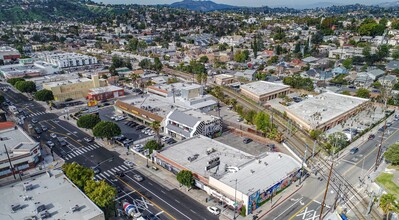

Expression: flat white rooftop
xmin=89 ymin=85 xmax=123 ymax=95
xmin=0 ymin=127 xmax=37 ymax=160
xmin=286 ymin=92 xmax=369 ymax=129
xmin=0 ymin=170 xmax=104 ymax=220
xmin=158 ymin=135 xmax=255 ymax=179
xmin=43 ymin=77 xmax=92 ymax=87
xmin=241 ymin=81 xmax=290 ymax=96
xmin=219 ymin=152 xmax=301 ymax=195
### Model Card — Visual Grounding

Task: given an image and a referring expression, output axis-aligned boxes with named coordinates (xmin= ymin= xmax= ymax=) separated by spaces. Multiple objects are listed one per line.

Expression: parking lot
xmin=215 ymin=131 xmax=272 ymax=156
xmin=98 ymin=106 xmax=150 ymax=141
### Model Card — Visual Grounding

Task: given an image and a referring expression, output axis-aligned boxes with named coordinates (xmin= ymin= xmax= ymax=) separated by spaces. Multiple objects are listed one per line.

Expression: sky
xmin=93 ymin=0 xmax=395 ymax=7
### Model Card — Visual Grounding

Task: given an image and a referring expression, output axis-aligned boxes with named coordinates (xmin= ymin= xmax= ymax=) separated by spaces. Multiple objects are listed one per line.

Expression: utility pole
xmin=319 ymin=158 xmax=334 ymax=219
xmin=4 ymin=144 xmax=16 ymax=180
xmin=375 ymin=77 xmax=391 ymax=171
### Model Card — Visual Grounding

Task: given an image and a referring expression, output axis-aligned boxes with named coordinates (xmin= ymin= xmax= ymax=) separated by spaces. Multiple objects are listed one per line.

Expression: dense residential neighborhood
xmin=0 ymin=0 xmax=398 ymax=220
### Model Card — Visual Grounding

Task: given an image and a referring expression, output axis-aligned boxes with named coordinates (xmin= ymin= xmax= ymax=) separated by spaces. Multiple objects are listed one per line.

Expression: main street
xmin=0 ymin=84 xmax=217 ymax=220
xmin=264 ymin=115 xmax=399 ymax=220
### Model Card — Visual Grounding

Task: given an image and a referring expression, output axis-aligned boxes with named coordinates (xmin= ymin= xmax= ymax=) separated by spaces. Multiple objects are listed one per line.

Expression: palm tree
xmin=151 ymin=121 xmax=161 ymax=145
xmin=379 ymin=193 xmax=398 ymax=220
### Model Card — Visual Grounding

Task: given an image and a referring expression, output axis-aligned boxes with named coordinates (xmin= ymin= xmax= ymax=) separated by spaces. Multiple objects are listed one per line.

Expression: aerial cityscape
xmin=0 ymin=0 xmax=399 ymax=220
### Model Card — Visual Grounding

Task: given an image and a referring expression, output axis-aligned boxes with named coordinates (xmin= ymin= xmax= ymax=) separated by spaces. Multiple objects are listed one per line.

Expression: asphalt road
xmin=0 ymin=85 xmax=217 ymax=220
xmin=264 ymin=116 xmax=399 ymax=220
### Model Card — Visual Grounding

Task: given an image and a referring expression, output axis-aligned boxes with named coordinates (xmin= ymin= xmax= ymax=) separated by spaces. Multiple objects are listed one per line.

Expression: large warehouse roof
xmin=241 ymin=81 xmax=290 ymax=96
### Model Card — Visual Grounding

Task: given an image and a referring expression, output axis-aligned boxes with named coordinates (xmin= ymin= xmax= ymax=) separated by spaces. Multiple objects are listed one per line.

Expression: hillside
xmin=169 ymin=0 xmax=237 ymax=11
xmin=0 ymin=0 xmax=122 ymax=23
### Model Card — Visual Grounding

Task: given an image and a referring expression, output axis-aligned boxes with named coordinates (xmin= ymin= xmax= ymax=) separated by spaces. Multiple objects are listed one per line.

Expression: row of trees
xmin=7 ymin=77 xmax=54 ymax=101
xmin=177 ymin=60 xmax=206 ymax=75
xmin=282 ymin=74 xmax=314 ymax=91
xmin=139 ymin=57 xmax=163 ymax=71
xmin=62 ymin=163 xmax=116 ymax=218
xmin=77 ymin=114 xmax=122 ymax=139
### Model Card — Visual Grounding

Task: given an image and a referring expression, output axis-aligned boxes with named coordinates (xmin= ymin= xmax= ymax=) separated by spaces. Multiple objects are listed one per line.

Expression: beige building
xmin=214 ymin=74 xmax=235 ymax=85
xmin=43 ymin=75 xmax=106 ymax=101
xmin=240 ymin=81 xmax=290 ymax=104
xmin=286 ymin=92 xmax=369 ymax=131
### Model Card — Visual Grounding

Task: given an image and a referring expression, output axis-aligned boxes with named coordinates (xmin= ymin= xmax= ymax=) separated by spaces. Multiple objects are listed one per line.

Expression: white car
xmin=124 ymin=160 xmax=134 ymax=168
xmin=207 ymin=206 xmax=220 ymax=215
xmin=50 ymin=133 xmax=57 ymax=138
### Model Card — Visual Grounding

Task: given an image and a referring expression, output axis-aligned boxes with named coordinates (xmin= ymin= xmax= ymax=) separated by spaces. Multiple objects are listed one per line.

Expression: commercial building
xmin=240 ymin=81 xmax=290 ymax=104
xmin=0 ymin=61 xmax=60 ymax=79
xmin=0 ymin=169 xmax=104 ymax=220
xmin=286 ymin=92 xmax=369 ymax=131
xmin=154 ymin=135 xmax=301 ymax=216
xmin=43 ymin=75 xmax=106 ymax=101
xmin=164 ymin=109 xmax=222 ymax=140
xmin=0 ymin=46 xmax=20 ymax=64
xmin=214 ymin=74 xmax=235 ymax=86
xmin=87 ymin=85 xmax=125 ymax=101
xmin=0 ymin=122 xmax=41 ymax=179
xmin=36 ymin=52 xmax=98 ymax=68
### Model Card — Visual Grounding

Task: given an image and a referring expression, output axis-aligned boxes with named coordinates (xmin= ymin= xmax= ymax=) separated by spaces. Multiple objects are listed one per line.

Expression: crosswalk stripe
xmin=99 ymin=173 xmax=107 ymax=179
xmin=86 ymin=145 xmax=95 ymax=150
xmin=95 ymin=175 xmax=101 ymax=180
xmin=114 ymin=167 xmax=121 ymax=172
xmin=104 ymin=172 xmax=110 ymax=177
xmin=94 ymin=144 xmax=101 ymax=148
xmin=105 ymin=170 xmax=114 ymax=176
xmin=75 ymin=149 xmax=84 ymax=154
xmin=111 ymin=168 xmax=117 ymax=172
xmin=120 ymin=165 xmax=129 ymax=170
xmin=80 ymin=148 xmax=88 ymax=153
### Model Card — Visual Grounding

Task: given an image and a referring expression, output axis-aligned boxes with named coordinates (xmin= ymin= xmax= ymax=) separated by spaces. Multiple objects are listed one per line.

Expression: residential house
xmin=378 ymin=75 xmax=397 ymax=87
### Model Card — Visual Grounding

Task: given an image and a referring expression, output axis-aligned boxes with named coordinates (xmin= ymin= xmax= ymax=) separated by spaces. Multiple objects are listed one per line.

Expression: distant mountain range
xmin=169 ymin=0 xmax=237 ymax=11
xmin=377 ymin=1 xmax=399 ymax=7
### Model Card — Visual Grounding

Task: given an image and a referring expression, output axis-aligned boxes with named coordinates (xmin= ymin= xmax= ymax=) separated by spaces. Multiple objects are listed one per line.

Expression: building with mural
xmin=153 ymin=135 xmax=301 ymax=215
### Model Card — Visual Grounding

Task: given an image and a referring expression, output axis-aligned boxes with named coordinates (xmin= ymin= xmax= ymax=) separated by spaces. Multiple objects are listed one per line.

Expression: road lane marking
xmin=288 ymin=191 xmax=324 ymax=220
xmin=115 ymin=176 xmax=177 ymax=220
xmin=114 ymin=191 xmax=136 ymax=201
xmin=273 ymin=197 xmax=304 ymax=220
xmin=174 ymin=199 xmax=181 ymax=204
xmin=342 ymin=126 xmax=399 ymax=176
xmin=124 ymin=175 xmax=192 ymax=220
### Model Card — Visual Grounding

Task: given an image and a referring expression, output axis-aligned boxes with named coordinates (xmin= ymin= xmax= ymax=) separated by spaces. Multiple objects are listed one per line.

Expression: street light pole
xmin=299 ymin=144 xmax=308 ymax=184
xmin=230 ymin=179 xmax=238 ymax=219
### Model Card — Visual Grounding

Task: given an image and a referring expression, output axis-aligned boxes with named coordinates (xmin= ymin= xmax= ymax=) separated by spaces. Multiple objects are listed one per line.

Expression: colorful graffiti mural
xmin=247 ymin=169 xmax=302 ymax=214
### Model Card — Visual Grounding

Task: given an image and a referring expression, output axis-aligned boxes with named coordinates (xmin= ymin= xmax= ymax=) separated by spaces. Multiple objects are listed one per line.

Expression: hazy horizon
xmin=92 ymin=0 xmax=396 ymax=7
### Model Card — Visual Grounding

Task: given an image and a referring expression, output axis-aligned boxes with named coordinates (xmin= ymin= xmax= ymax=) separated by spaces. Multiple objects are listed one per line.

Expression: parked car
xmin=350 ymin=147 xmax=359 ymax=154
xmin=387 ymin=122 xmax=392 ymax=127
xmin=41 ymin=125 xmax=48 ymax=131
xmin=207 ymin=206 xmax=221 ymax=215
xmin=133 ymin=174 xmax=144 ymax=182
xmin=136 ymin=125 xmax=145 ymax=130
xmin=151 ymin=166 xmax=159 ymax=171
xmin=34 ymin=127 xmax=42 ymax=134
xmin=50 ymin=133 xmax=57 ymax=138
xmin=31 ymin=118 xmax=38 ymax=124
xmin=84 ymin=137 xmax=93 ymax=143
xmin=28 ymin=124 xmax=33 ymax=129
xmin=243 ymin=138 xmax=252 ymax=144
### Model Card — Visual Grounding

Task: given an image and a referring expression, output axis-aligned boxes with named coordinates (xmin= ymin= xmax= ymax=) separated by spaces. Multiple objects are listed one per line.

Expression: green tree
xmin=199 ymin=56 xmax=209 ymax=63
xmin=176 ymin=170 xmax=195 ymax=188
xmin=254 ymin=111 xmax=271 ymax=132
xmin=341 ymin=90 xmax=351 ymax=95
xmin=7 ymin=78 xmax=25 ymax=86
xmin=392 ymin=49 xmax=399 ymax=60
xmin=15 ymin=81 xmax=36 ymax=93
xmin=384 ymin=143 xmax=399 ymax=165
xmin=309 ymin=129 xmax=322 ymax=140
xmin=379 ymin=193 xmax=398 ymax=219
xmin=62 ymin=162 xmax=94 ymax=189
xmin=0 ymin=95 xmax=4 ymax=104
xmin=342 ymin=58 xmax=353 ymax=70
xmin=144 ymin=139 xmax=161 ymax=154
xmin=356 ymin=88 xmax=371 ymax=98
xmin=77 ymin=114 xmax=101 ymax=129
xmin=240 ymin=205 xmax=247 ymax=217
xmin=153 ymin=57 xmax=163 ymax=71
xmin=151 ymin=121 xmax=161 ymax=144
xmin=93 ymin=121 xmax=121 ymax=139
xmin=326 ymin=132 xmax=348 ymax=154
xmin=84 ymin=180 xmax=117 ymax=208
xmin=34 ymin=89 xmax=54 ymax=101
xmin=371 ymin=81 xmax=382 ymax=89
